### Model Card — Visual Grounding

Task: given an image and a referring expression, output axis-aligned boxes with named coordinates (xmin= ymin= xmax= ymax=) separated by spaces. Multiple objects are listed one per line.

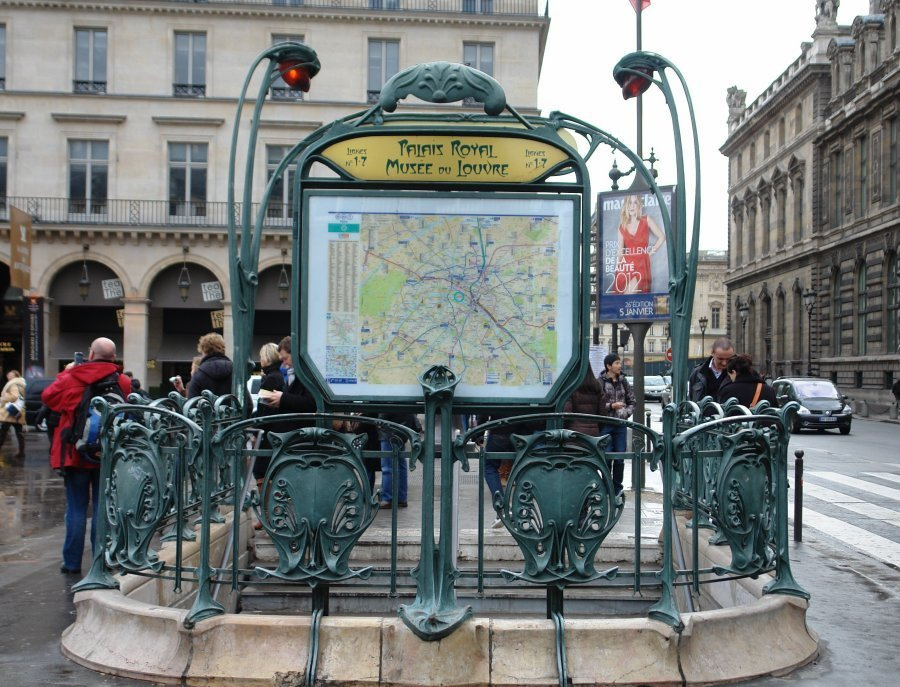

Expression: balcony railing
xmin=173 ymin=0 xmax=543 ymax=17
xmin=0 ymin=196 xmax=293 ymax=229
xmin=73 ymin=80 xmax=107 ymax=94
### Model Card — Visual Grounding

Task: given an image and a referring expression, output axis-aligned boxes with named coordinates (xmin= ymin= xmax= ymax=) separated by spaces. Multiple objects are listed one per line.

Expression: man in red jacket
xmin=42 ymin=337 xmax=131 ymax=575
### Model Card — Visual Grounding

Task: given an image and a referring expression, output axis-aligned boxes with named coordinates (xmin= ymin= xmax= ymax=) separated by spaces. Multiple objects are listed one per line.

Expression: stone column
xmin=221 ymin=298 xmax=234 ymax=358
xmin=121 ymin=297 xmax=150 ymax=381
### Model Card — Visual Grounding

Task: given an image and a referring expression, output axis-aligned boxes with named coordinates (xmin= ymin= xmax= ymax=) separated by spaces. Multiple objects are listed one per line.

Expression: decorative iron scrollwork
xmin=497 ymin=429 xmax=622 ymax=586
xmin=255 ymin=427 xmax=378 ymax=584
xmin=105 ymin=422 xmax=178 ymax=571
xmin=709 ymin=429 xmax=776 ymax=576
xmin=379 ymin=61 xmax=506 ymax=115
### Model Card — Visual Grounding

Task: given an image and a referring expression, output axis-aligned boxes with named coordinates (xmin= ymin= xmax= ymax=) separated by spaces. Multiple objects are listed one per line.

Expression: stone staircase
xmin=239 ymin=489 xmax=665 ymax=618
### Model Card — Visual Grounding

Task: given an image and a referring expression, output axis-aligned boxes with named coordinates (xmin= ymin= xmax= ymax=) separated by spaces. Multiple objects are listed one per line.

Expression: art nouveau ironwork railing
xmin=72 ymin=389 xmax=806 ymax=687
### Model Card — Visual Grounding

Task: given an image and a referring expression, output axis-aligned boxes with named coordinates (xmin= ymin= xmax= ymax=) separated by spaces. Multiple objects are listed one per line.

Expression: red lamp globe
xmin=279 ymin=61 xmax=311 ymax=92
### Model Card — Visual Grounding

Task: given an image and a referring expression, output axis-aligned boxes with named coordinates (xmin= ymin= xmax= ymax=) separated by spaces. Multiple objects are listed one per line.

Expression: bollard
xmin=890 ymin=401 xmax=898 ymax=420
xmin=793 ymin=449 xmax=804 ymax=542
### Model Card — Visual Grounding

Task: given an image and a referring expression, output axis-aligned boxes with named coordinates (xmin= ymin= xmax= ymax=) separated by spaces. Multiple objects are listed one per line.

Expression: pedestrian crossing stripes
xmin=793 ymin=470 xmax=900 ymax=568
xmin=806 ymin=471 xmax=900 ymax=501
xmin=798 ymin=508 xmax=900 ymax=568
xmin=801 ymin=482 xmax=900 ymax=527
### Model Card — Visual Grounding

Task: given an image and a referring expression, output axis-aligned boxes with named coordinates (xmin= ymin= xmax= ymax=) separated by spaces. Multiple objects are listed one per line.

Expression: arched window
xmin=857 ymin=262 xmax=867 ymax=356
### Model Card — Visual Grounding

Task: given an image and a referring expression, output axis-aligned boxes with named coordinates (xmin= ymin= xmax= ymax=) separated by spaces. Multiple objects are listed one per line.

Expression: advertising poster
xmin=597 ymin=187 xmax=673 ymax=321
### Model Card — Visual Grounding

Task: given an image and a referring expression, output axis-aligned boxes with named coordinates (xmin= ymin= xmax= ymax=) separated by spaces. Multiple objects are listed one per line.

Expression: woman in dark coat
xmin=717 ymin=353 xmax=777 ymax=408
xmin=564 ymin=363 xmax=606 ymax=436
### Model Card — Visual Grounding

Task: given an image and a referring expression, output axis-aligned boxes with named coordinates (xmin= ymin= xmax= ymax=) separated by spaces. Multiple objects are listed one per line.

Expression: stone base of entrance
xmin=61 ymin=513 xmax=818 ymax=686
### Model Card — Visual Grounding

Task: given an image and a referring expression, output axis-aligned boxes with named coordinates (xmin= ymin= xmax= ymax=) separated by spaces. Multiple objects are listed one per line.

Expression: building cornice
xmin=152 ymin=116 xmax=225 ymax=127
xmin=0 ymin=1 xmax=550 ymax=30
xmin=51 ymin=112 xmax=127 ymax=123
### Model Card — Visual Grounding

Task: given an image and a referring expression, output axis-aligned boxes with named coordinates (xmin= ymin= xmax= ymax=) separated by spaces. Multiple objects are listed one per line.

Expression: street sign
xmin=665 ymin=347 xmax=672 ymax=362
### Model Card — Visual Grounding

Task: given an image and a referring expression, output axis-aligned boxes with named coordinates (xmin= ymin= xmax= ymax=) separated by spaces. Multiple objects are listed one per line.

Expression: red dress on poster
xmin=615 ymin=216 xmax=652 ymax=293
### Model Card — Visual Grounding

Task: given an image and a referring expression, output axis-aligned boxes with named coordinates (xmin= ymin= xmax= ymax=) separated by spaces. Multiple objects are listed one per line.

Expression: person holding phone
xmin=0 ymin=370 xmax=27 ymax=459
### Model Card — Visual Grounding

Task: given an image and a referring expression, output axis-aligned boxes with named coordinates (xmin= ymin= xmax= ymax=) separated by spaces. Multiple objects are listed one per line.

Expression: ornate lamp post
xmin=613 ymin=52 xmax=701 ymax=405
xmin=738 ymin=301 xmax=750 ymax=352
xmin=803 ymin=289 xmax=816 ymax=376
xmin=698 ymin=315 xmax=708 ymax=359
xmin=226 ymin=42 xmax=320 ymax=404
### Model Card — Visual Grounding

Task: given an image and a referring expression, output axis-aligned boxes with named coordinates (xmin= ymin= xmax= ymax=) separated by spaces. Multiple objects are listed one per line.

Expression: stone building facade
xmin=722 ymin=0 xmax=899 ymax=408
xmin=0 ymin=0 xmax=549 ymax=391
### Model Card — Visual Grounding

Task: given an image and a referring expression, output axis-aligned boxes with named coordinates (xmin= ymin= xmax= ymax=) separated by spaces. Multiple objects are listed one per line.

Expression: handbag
xmin=6 ymin=399 xmax=23 ymax=417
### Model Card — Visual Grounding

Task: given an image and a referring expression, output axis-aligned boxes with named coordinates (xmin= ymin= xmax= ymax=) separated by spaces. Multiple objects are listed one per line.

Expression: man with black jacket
xmin=688 ymin=337 xmax=735 ymax=403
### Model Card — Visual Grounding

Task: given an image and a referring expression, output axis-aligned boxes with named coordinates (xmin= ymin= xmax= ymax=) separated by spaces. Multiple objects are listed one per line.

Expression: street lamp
xmin=803 ymin=289 xmax=816 ymax=376
xmin=177 ymin=247 xmax=191 ymax=302
xmin=78 ymin=244 xmax=91 ymax=300
xmin=227 ymin=42 xmax=320 ymax=402
xmin=738 ymin=301 xmax=750 ymax=351
xmin=613 ymin=51 xmax=702 ymax=405
xmin=698 ymin=315 xmax=708 ymax=358
xmin=277 ymin=248 xmax=290 ymax=304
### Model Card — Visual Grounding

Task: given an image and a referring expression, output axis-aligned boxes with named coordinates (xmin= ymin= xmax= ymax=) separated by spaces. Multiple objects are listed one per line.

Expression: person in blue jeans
xmin=598 ymin=353 xmax=635 ymax=497
xmin=377 ymin=413 xmax=421 ymax=508
xmin=476 ymin=412 xmax=544 ymax=527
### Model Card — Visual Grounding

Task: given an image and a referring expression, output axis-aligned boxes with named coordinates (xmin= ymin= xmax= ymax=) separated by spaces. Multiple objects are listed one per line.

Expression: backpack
xmin=67 ymin=372 xmax=127 ymax=463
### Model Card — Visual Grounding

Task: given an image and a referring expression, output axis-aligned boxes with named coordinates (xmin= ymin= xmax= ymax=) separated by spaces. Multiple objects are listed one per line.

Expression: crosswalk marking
xmin=806 ymin=471 xmax=900 ymax=501
xmin=801 ymin=482 xmax=900 ymax=527
xmin=863 ymin=472 xmax=900 ymax=486
xmin=798 ymin=508 xmax=900 ymax=567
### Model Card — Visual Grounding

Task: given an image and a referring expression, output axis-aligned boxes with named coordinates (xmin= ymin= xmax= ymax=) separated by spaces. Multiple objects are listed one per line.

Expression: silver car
xmin=643 ymin=375 xmax=669 ymax=401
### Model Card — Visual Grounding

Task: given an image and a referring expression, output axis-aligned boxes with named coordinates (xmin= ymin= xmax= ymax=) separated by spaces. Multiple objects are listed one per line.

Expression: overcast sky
xmin=537 ymin=0 xmax=873 ymax=250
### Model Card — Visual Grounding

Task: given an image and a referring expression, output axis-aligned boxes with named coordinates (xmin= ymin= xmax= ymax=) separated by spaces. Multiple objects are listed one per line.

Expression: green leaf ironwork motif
xmin=709 ymin=430 xmax=776 ymax=575
xmin=255 ymin=427 xmax=378 ymax=584
xmin=497 ymin=429 xmax=622 ymax=587
xmin=106 ymin=422 xmax=177 ymax=572
xmin=379 ymin=61 xmax=506 ymax=115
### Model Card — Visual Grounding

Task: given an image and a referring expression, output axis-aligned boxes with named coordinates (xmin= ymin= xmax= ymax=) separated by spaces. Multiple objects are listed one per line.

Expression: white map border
xmin=304 ymin=192 xmax=577 ymax=401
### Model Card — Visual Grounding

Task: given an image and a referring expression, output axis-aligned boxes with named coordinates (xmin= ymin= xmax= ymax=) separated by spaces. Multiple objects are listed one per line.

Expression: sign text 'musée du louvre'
xmin=320 ymin=135 xmax=570 ymax=183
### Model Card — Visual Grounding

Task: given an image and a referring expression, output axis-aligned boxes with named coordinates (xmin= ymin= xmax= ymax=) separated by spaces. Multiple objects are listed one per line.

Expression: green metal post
xmin=226 ymin=43 xmax=320 ymax=409
xmin=399 ymin=366 xmax=472 ymax=640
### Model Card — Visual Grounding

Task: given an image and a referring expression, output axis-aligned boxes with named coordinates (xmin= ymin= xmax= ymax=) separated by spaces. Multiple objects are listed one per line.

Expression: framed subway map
xmin=300 ymin=190 xmax=580 ymax=402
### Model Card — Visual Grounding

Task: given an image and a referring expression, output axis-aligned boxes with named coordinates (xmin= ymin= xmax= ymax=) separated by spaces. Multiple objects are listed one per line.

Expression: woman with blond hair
xmin=0 ymin=370 xmax=26 ymax=457
xmin=613 ymin=194 xmax=665 ymax=294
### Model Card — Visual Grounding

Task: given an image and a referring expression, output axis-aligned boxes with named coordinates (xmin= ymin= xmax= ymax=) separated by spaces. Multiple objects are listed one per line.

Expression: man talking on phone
xmin=41 ymin=337 xmax=130 ymax=576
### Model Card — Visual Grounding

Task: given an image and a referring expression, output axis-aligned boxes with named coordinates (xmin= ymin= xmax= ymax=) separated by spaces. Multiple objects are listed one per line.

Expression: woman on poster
xmin=613 ymin=194 xmax=665 ymax=294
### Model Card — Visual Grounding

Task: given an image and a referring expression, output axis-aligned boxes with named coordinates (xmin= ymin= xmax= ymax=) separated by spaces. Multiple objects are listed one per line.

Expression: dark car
xmin=772 ymin=377 xmax=852 ymax=435
xmin=24 ymin=376 xmax=55 ymax=430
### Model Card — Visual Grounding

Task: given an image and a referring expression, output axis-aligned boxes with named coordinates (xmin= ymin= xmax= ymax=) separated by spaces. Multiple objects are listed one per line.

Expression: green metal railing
xmin=73 ymin=387 xmax=806 ymax=686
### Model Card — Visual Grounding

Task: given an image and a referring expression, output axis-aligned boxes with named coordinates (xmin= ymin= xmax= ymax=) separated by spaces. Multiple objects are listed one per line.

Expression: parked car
xmin=24 ymin=376 xmax=55 ymax=430
xmin=643 ymin=375 xmax=669 ymax=401
xmin=772 ymin=377 xmax=852 ymax=434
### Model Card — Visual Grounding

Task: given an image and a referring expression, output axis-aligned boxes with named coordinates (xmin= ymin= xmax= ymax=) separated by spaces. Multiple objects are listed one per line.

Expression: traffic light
xmin=620 ymin=329 xmax=630 ymax=348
